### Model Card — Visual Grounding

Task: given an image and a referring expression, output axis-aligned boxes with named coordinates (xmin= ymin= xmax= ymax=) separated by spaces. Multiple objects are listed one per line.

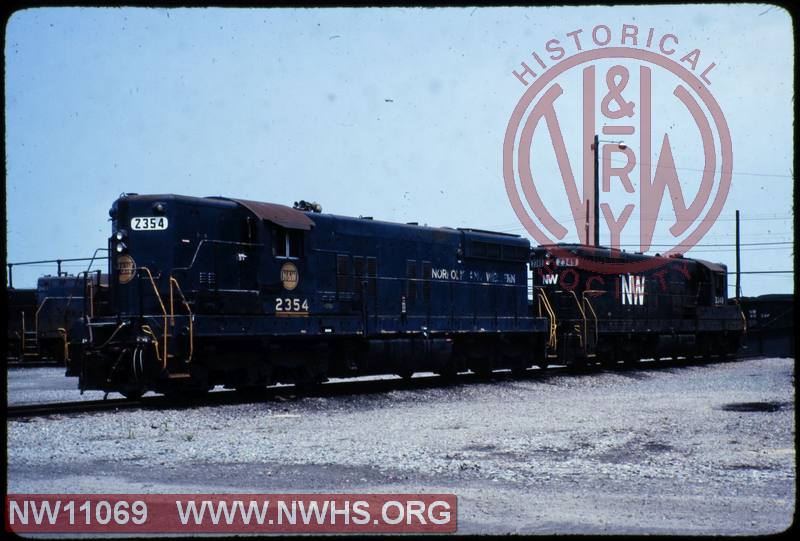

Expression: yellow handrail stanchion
xmin=567 ymin=290 xmax=590 ymax=353
xmin=169 ymin=276 xmax=194 ymax=363
xmin=582 ymin=292 xmax=599 ymax=349
xmin=57 ymin=327 xmax=69 ymax=363
xmin=140 ymin=324 xmax=162 ymax=362
xmin=536 ymin=288 xmax=558 ymax=352
xmin=139 ymin=267 xmax=168 ymax=367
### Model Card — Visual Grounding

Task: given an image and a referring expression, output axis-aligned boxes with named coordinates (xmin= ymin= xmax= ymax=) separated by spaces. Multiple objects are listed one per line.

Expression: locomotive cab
xmin=81 ymin=194 xmax=319 ymax=396
xmin=694 ymin=260 xmax=729 ymax=306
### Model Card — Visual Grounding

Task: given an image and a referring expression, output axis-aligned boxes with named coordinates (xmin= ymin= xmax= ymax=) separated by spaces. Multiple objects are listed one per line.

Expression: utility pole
xmin=584 ymin=199 xmax=590 ymax=245
xmin=735 ymin=209 xmax=741 ymax=298
xmin=591 ymin=135 xmax=627 ymax=248
xmin=593 ymin=134 xmax=600 ymax=247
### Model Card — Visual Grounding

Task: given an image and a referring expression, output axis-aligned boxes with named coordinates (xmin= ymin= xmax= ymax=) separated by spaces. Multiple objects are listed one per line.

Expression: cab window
xmin=274 ymin=228 xmax=303 ymax=259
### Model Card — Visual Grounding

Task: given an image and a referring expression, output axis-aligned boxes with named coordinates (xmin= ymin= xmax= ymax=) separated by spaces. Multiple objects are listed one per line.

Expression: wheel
xmin=511 ymin=365 xmax=529 ymax=378
xmin=436 ymin=364 xmax=458 ymax=381
xmin=121 ymin=389 xmax=144 ymax=400
xmin=600 ymin=356 xmax=618 ymax=369
xmin=472 ymin=365 xmax=494 ymax=379
xmin=235 ymin=385 xmax=265 ymax=397
xmin=536 ymin=357 xmax=550 ymax=371
xmin=622 ymin=352 xmax=639 ymax=367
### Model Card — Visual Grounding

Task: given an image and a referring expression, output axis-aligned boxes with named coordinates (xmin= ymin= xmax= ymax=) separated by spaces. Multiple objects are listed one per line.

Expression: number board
xmin=130 ymin=217 xmax=168 ymax=231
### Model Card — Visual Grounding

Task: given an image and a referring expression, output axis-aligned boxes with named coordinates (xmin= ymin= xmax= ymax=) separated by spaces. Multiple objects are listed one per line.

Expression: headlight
xmin=115 ymin=229 xmax=127 ymax=241
xmin=115 ymin=242 xmax=127 ymax=253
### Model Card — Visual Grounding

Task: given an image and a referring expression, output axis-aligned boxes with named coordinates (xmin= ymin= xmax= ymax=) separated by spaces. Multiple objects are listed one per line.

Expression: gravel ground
xmin=6 ymin=357 xmax=795 ymax=535
xmin=7 ymin=367 xmax=129 ymax=405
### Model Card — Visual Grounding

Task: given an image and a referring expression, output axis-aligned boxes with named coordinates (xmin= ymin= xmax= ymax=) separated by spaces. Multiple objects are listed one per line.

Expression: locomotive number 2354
xmin=130 ymin=217 xmax=168 ymax=231
xmin=275 ymin=298 xmax=309 ymax=313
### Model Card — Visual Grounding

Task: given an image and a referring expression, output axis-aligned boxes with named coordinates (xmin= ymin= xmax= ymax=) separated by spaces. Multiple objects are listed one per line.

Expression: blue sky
xmin=5 ymin=6 xmax=794 ymax=295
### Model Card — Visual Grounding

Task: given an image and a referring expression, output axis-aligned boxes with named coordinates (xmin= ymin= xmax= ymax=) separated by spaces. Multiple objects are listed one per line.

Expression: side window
xmin=288 ymin=231 xmax=303 ymax=258
xmin=274 ymin=229 xmax=288 ymax=257
xmin=242 ymin=216 xmax=258 ymax=242
xmin=713 ymin=272 xmax=725 ymax=303
xmin=274 ymin=228 xmax=303 ymax=259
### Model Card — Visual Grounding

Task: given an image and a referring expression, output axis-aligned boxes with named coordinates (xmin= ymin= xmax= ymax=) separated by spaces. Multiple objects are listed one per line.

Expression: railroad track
xmin=8 ymin=398 xmax=146 ymax=418
xmin=8 ymin=355 xmax=740 ymax=419
xmin=7 ymin=360 xmax=63 ymax=368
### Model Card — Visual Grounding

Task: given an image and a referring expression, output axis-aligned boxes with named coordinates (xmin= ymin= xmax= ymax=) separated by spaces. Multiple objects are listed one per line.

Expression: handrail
xmin=57 ymin=327 xmax=69 ymax=363
xmin=731 ymin=298 xmax=748 ymax=336
xmin=567 ymin=290 xmax=588 ymax=353
xmin=535 ymin=287 xmax=558 ymax=351
xmin=140 ymin=324 xmax=162 ymax=362
xmin=88 ymin=276 xmax=95 ymax=318
xmin=36 ymin=278 xmax=93 ymax=338
xmin=581 ymin=292 xmax=599 ymax=349
xmin=95 ymin=321 xmax=128 ymax=349
xmin=171 ymin=239 xmax=264 ymax=273
xmin=84 ymin=248 xmax=109 ymax=274
xmin=33 ymin=297 xmax=52 ymax=340
xmin=139 ymin=267 xmax=168 ymax=367
xmin=169 ymin=276 xmax=194 ymax=362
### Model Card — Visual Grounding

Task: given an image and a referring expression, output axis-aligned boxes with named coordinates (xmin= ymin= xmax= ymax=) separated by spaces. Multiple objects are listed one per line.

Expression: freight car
xmin=69 ymin=194 xmax=549 ymax=398
xmin=530 ymin=244 xmax=746 ymax=366
xmin=739 ymin=294 xmax=794 ymax=358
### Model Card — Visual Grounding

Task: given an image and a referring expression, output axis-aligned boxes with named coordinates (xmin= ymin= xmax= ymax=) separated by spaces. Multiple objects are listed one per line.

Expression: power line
xmin=726 ymin=270 xmax=793 ymax=275
xmin=618 ymin=241 xmax=793 ymax=248
xmin=604 ymin=155 xmax=793 ymax=179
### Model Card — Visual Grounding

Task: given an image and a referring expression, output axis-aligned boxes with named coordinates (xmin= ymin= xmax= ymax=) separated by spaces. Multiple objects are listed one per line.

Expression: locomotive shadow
xmin=140 ymin=355 xmax=744 ymax=410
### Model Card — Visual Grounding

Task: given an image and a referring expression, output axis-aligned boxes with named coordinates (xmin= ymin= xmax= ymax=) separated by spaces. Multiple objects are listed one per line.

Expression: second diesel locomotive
xmin=69 ymin=194 xmax=548 ymax=397
xmin=7 ymin=272 xmax=108 ymax=364
xmin=530 ymin=244 xmax=746 ymax=366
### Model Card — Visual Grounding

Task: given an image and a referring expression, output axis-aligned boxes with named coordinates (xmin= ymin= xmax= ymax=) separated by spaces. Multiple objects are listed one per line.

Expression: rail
xmin=7 ymin=253 xmax=109 ymax=289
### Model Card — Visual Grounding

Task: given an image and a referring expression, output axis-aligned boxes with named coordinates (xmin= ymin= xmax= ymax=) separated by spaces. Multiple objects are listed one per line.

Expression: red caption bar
xmin=6 ymin=494 xmax=457 ymax=533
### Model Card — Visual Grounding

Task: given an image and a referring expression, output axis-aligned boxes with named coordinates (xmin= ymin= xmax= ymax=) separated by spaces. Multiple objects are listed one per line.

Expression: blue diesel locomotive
xmin=69 ymin=194 xmax=549 ymax=397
